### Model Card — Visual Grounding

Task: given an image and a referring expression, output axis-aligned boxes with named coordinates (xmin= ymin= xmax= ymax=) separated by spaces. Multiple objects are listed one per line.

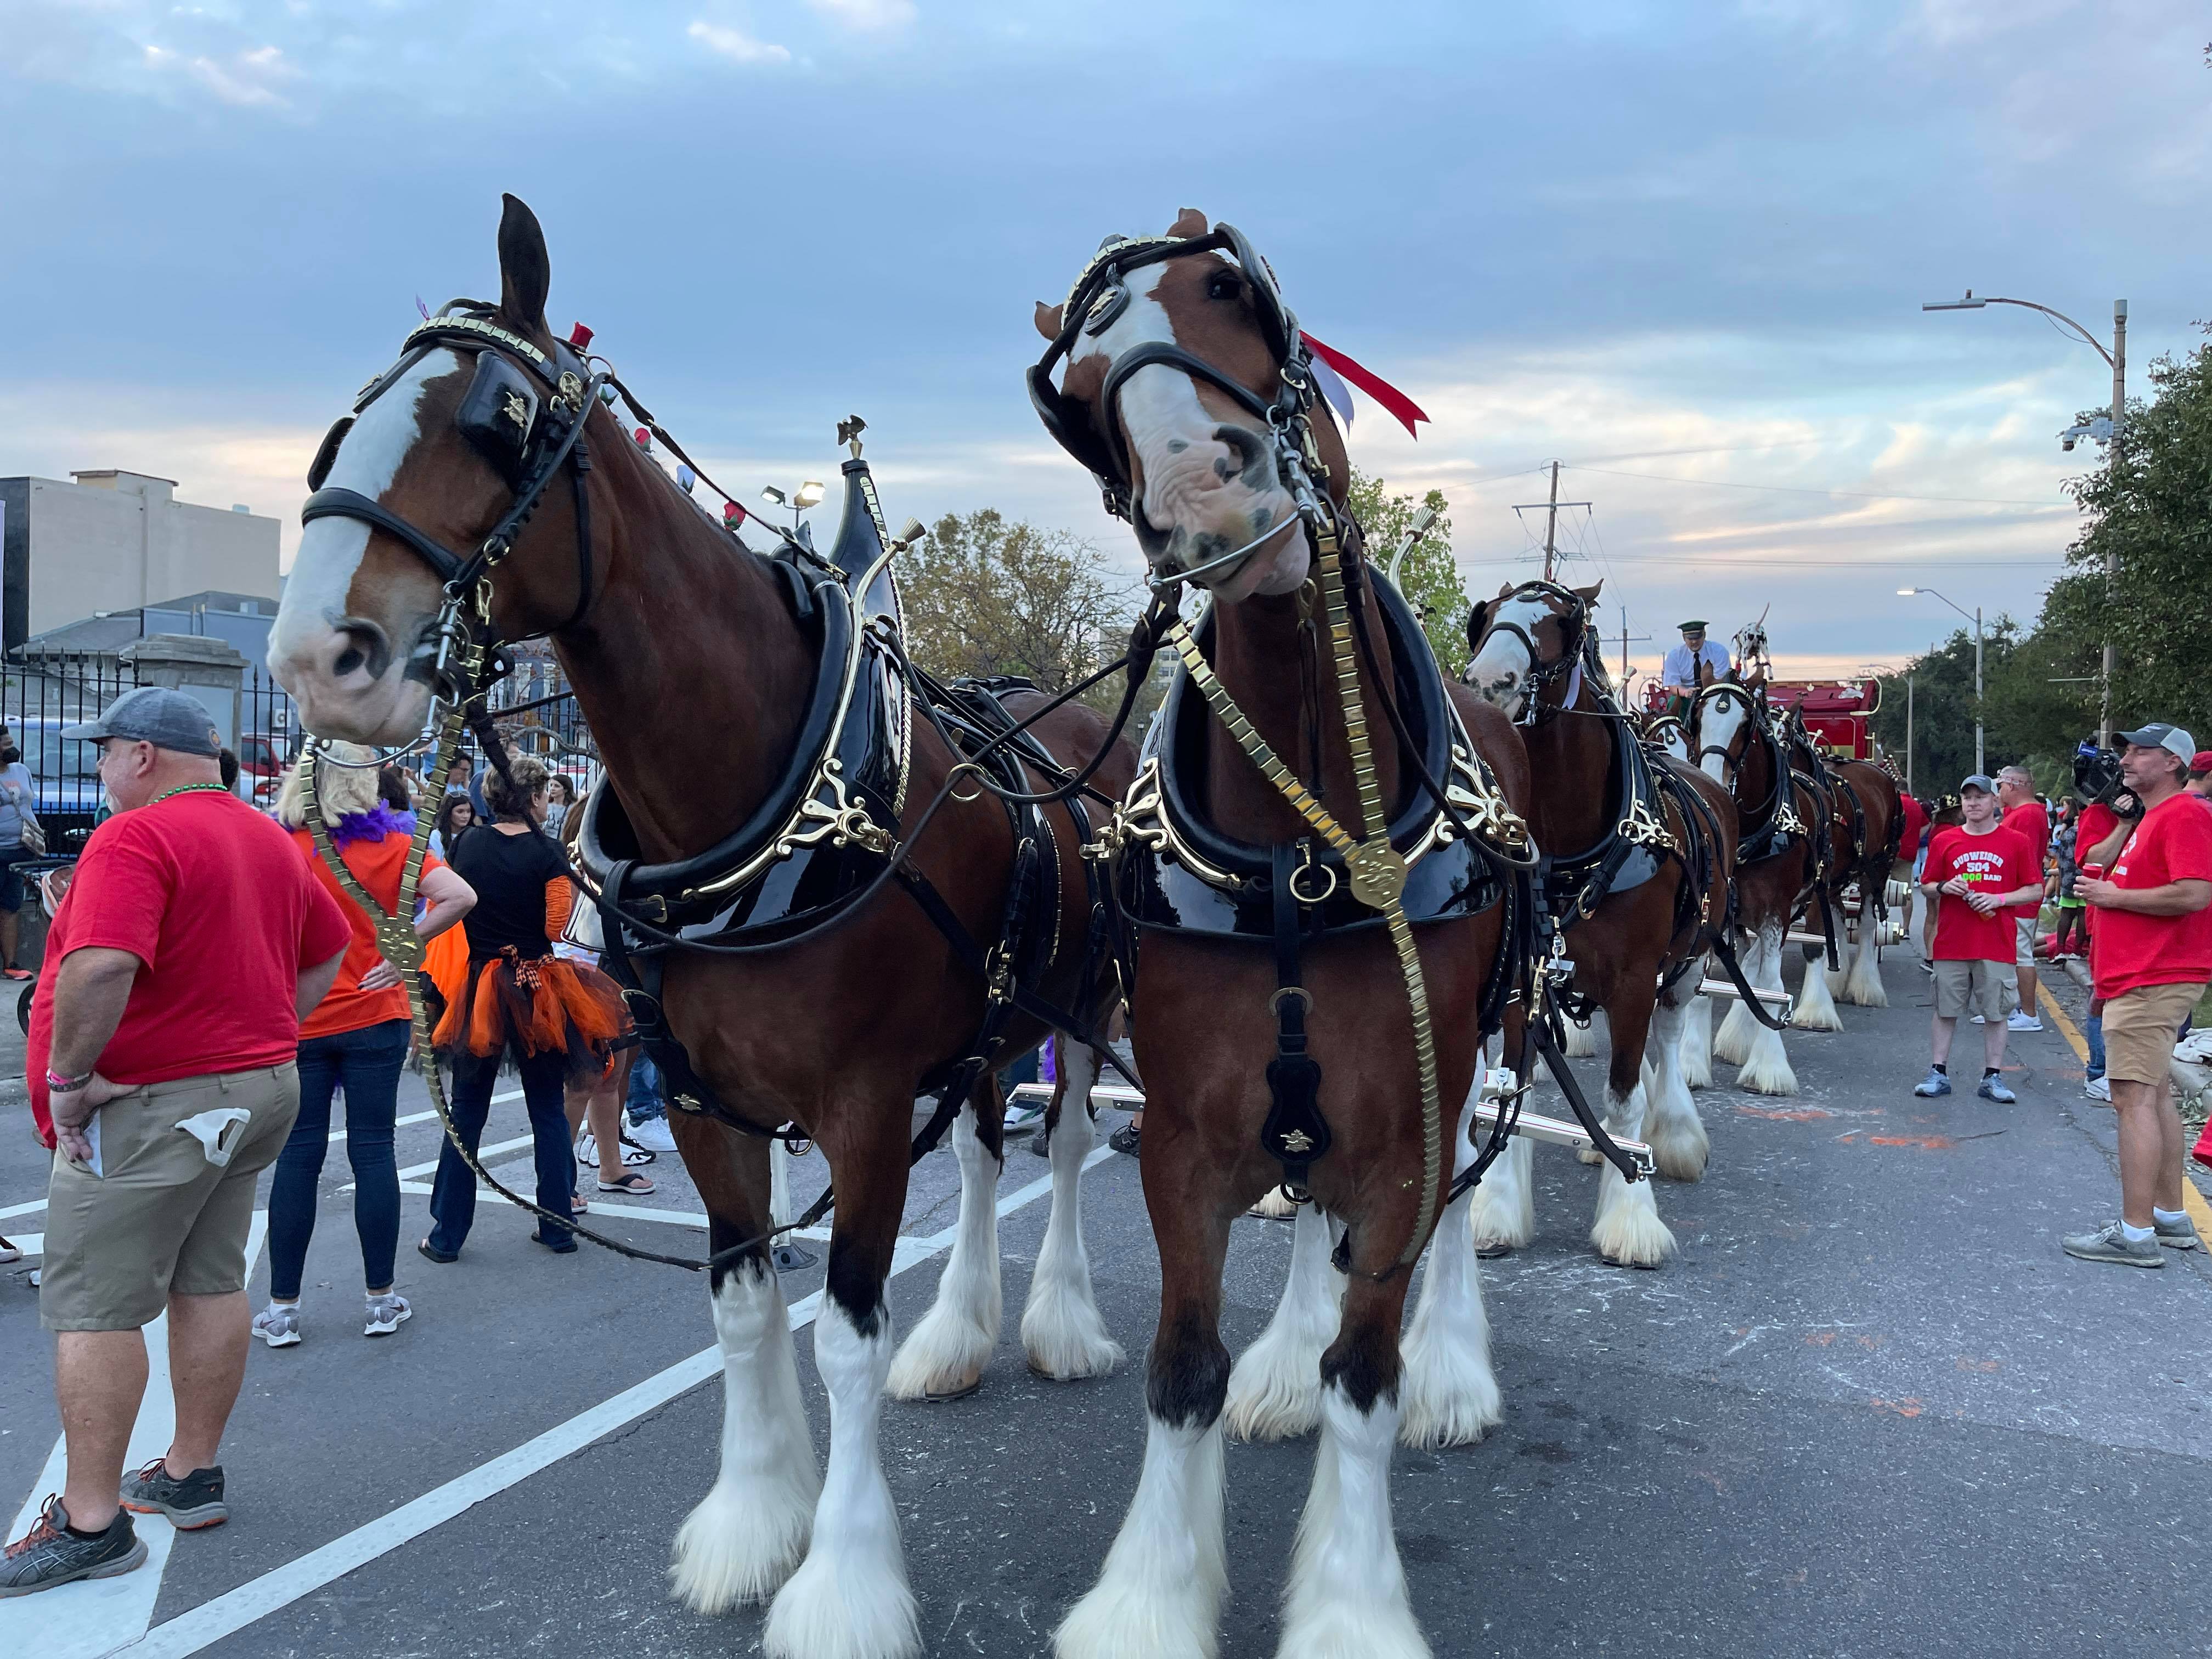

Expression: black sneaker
xmin=0 ymin=1497 xmax=145 ymax=1596
xmin=119 ymin=1458 xmax=229 ymax=1529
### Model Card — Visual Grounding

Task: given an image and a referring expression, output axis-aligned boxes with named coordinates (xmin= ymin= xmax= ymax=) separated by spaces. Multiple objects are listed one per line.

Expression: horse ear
xmin=1575 ymin=579 xmax=1605 ymax=603
xmin=1169 ymin=207 xmax=1209 ymax=238
xmin=497 ymin=194 xmax=551 ymax=335
xmin=1465 ymin=598 xmax=1493 ymax=654
xmin=1035 ymin=300 xmax=1065 ymax=341
xmin=1493 ymin=581 xmax=1513 ymax=599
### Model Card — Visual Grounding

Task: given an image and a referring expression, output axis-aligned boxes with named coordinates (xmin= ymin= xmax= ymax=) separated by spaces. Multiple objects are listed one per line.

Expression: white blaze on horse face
xmin=1699 ymin=692 xmax=1750 ymax=788
xmin=268 ymin=349 xmax=460 ymax=744
xmin=1467 ymin=592 xmax=1554 ymax=716
xmin=1073 ymin=264 xmax=1304 ymax=602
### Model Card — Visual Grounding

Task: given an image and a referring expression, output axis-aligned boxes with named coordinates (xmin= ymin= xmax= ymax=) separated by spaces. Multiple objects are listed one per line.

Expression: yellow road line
xmin=2043 ymin=982 xmax=2212 ymax=1240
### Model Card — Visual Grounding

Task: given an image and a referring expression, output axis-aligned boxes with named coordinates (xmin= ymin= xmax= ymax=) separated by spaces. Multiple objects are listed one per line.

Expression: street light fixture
xmin=760 ymin=480 xmax=828 ymax=532
xmin=1900 ymin=587 xmax=1983 ymax=776
xmin=1921 ymin=289 xmax=2127 ymax=745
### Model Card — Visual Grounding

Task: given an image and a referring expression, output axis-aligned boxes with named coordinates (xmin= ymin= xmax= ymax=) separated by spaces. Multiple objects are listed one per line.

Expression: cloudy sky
xmin=5 ymin=1 xmax=2204 ymax=682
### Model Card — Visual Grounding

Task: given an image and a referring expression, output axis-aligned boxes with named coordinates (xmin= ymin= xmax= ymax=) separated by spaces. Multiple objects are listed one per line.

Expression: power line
xmin=1561 ymin=464 xmax=2068 ymax=509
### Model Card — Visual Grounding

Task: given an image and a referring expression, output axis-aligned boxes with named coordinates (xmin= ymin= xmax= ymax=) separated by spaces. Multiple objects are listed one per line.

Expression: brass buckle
xmin=1288 ymin=852 xmax=1338 ymax=905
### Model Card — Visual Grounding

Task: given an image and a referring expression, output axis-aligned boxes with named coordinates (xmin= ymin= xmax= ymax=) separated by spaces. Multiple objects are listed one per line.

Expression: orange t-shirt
xmin=290 ymin=827 xmax=446 ymax=1039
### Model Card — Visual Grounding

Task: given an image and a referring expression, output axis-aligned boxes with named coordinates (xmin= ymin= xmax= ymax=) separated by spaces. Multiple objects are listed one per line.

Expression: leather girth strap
xmin=1260 ymin=842 xmax=1330 ymax=1199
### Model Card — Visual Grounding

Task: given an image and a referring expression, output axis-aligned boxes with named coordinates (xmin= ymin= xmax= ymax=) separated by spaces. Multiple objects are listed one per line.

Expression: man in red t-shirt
xmin=1915 ymin=775 xmax=2042 ymax=1104
xmin=2070 ymin=786 xmax=2134 ymax=1102
xmin=1995 ymin=766 xmax=2051 ymax=1032
xmin=2064 ymin=723 xmax=2212 ymax=1269
xmin=4 ymin=690 xmax=348 ymax=1596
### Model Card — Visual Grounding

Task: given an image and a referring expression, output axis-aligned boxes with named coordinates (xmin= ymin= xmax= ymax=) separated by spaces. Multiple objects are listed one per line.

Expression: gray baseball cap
xmin=2119 ymin=722 xmax=2196 ymax=764
xmin=1959 ymin=773 xmax=1996 ymax=794
xmin=62 ymin=687 xmax=222 ymax=758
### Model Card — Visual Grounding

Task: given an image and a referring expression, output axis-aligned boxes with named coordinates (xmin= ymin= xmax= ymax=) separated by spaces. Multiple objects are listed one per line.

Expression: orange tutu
xmin=433 ymin=947 xmax=627 ymax=1078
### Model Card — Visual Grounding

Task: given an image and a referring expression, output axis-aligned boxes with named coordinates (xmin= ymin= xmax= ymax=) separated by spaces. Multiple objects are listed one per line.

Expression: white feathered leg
xmin=1278 ymin=1382 xmax=1431 ymax=1659
xmin=1590 ymin=1079 xmax=1676 ymax=1267
xmin=1055 ymin=1413 xmax=1228 ymax=1659
xmin=1468 ymin=1130 xmax=1534 ymax=1254
xmin=1224 ymin=1200 xmax=1342 ymax=1441
xmin=1023 ymin=1046 xmax=1124 ymax=1380
xmin=1841 ymin=913 xmax=1889 ymax=1006
xmin=1681 ymin=992 xmax=1714 ymax=1090
xmin=1792 ymin=940 xmax=1844 ymax=1031
xmin=670 ymin=1258 xmax=821 ymax=1613
xmin=1736 ymin=924 xmax=1801 ymax=1096
xmin=887 ymin=1107 xmax=1001 ymax=1400
xmin=764 ymin=1300 xmax=920 ymax=1659
xmin=1712 ymin=937 xmax=1756 ymax=1065
xmin=1400 ymin=1091 xmax=1502 ymax=1447
xmin=1561 ymin=1012 xmax=1599 ymax=1058
xmin=1642 ymin=987 xmax=1711 ymax=1180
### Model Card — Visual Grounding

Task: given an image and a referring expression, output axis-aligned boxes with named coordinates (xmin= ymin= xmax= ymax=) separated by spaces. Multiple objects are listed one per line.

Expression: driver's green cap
xmin=1678 ymin=619 xmax=1707 ymax=631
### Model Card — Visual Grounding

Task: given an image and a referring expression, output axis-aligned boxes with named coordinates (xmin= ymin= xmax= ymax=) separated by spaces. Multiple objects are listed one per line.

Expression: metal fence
xmin=3 ymin=651 xmax=139 ymax=852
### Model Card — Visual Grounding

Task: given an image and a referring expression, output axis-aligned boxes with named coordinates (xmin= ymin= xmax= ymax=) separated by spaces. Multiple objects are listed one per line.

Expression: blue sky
xmin=5 ymin=0 xmax=2205 ymax=681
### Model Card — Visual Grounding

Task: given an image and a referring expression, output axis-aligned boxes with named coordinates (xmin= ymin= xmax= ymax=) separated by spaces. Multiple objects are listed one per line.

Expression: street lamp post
xmin=1922 ymin=291 xmax=2126 ymax=745
xmin=1899 ymin=588 xmax=1983 ymax=776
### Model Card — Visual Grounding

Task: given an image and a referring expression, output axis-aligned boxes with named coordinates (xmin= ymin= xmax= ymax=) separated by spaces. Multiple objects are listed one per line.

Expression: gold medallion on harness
xmin=1346 ymin=842 xmax=1407 ymax=909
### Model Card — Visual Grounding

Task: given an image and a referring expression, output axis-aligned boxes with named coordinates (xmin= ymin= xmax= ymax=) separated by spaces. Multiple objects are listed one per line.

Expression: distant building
xmin=0 ymin=468 xmax=280 ymax=654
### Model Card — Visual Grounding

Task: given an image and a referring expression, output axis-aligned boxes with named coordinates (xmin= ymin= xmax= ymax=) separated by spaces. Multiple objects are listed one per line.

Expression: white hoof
xmin=763 ymin=1545 xmax=922 ymax=1659
xmin=1399 ymin=1201 xmax=1501 ymax=1449
xmin=1280 ymin=1387 xmax=1431 ymax=1658
xmin=1712 ymin=996 xmax=1754 ymax=1066
xmin=1224 ymin=1204 xmax=1339 ymax=1442
xmin=1592 ymin=1170 xmax=1677 ymax=1267
xmin=1249 ymin=1184 xmax=1300 ymax=1218
xmin=1561 ymin=1016 xmax=1598 ymax=1058
xmin=1468 ymin=1137 xmax=1533 ymax=1252
xmin=1644 ymin=1103 xmax=1710 ymax=1182
xmin=884 ymin=1299 xmax=996 ymax=1401
xmin=1276 ymin=1601 xmax=1431 ymax=1659
xmin=1734 ymin=1028 xmax=1799 ymax=1097
xmin=1792 ymin=957 xmax=1844 ymax=1031
xmin=670 ymin=1477 xmax=815 ymax=1613
xmin=1022 ymin=1279 xmax=1125 ymax=1381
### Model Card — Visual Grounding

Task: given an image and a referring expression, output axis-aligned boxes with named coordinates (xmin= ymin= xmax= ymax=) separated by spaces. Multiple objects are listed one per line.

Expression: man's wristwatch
xmin=46 ymin=1068 xmax=92 ymax=1093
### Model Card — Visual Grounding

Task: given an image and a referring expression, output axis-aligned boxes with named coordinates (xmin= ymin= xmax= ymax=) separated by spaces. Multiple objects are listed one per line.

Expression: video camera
xmin=2073 ymin=740 xmax=2142 ymax=817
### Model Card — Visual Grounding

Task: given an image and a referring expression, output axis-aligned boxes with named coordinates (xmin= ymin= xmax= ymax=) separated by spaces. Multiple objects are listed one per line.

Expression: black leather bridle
xmin=1028 ymin=225 xmax=1323 ymax=583
xmin=1470 ymin=579 xmax=1598 ymax=728
xmin=298 ymin=303 xmax=610 ymax=710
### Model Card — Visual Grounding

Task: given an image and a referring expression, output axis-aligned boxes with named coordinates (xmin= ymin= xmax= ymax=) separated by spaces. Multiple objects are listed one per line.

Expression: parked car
xmin=236 ymin=730 xmax=295 ymax=807
xmin=12 ymin=717 xmax=106 ymax=853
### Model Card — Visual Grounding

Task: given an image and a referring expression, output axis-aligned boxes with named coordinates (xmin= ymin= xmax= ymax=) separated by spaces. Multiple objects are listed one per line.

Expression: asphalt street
xmin=5 ymin=949 xmax=2210 ymax=1658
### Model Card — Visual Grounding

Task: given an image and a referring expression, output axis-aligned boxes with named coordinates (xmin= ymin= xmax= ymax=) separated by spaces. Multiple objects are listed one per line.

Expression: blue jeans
xmin=625 ymin=1049 xmax=664 ymax=1124
xmin=2086 ymin=1012 xmax=2106 ymax=1082
xmin=270 ymin=1019 xmax=410 ymax=1299
xmin=427 ymin=1046 xmax=573 ymax=1252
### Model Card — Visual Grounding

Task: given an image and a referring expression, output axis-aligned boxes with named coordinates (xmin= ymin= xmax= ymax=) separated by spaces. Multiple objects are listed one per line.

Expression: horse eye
xmin=1206 ymin=272 xmax=1241 ymax=301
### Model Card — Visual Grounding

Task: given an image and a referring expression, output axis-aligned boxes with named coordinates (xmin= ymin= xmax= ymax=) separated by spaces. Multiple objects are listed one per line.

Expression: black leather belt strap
xmin=1260 ymin=843 xmax=1330 ymax=1200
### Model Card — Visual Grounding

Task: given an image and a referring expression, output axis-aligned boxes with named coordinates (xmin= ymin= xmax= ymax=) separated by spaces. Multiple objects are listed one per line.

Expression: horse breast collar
xmin=1111 ymin=572 xmax=1511 ymax=943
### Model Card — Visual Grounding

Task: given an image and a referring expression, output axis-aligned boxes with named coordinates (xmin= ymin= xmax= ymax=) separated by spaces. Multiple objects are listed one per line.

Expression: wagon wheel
xmin=16 ymin=980 xmax=32 ymax=1037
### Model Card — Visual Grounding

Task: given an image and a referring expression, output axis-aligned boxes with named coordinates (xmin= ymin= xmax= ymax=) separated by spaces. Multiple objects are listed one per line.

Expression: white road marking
xmin=0 ymin=1198 xmax=44 ymax=1221
xmin=1 ymin=1214 xmax=268 ymax=1659
xmin=118 ymin=1148 xmax=1113 ymax=1658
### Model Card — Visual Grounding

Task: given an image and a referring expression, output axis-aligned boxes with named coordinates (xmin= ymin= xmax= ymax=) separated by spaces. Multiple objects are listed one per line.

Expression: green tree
xmin=898 ymin=509 xmax=1144 ymax=717
xmin=2056 ymin=330 xmax=2212 ymax=742
xmin=1345 ymin=467 xmax=1468 ymax=675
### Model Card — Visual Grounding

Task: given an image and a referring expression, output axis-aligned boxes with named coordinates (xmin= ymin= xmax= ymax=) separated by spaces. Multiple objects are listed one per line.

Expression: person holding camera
xmin=1915 ymin=775 xmax=2044 ymax=1103
xmin=2064 ymin=724 xmax=2212 ymax=1267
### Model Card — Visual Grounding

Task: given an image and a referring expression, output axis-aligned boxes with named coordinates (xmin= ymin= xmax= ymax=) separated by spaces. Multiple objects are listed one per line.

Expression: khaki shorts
xmin=1933 ymin=958 xmax=2014 ymax=1022
xmin=40 ymin=1064 xmax=300 ymax=1332
xmin=2103 ymin=983 xmax=2207 ymax=1087
xmin=2015 ymin=916 xmax=2038 ymax=969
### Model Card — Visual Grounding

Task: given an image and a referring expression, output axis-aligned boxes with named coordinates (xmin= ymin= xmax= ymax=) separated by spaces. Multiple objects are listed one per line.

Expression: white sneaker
xmin=2008 ymin=1011 xmax=2044 ymax=1032
xmin=624 ymin=1114 xmax=676 ymax=1153
xmin=364 ymin=1294 xmax=411 ymax=1337
xmin=2084 ymin=1076 xmax=2111 ymax=1102
xmin=1970 ymin=1014 xmax=1987 ymax=1025
xmin=574 ymin=1129 xmax=597 ymax=1167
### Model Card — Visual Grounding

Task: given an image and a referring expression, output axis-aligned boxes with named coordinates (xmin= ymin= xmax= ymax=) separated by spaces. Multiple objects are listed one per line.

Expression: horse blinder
xmin=306 ymin=416 xmax=354 ymax=491
xmin=455 ymin=352 xmax=543 ymax=489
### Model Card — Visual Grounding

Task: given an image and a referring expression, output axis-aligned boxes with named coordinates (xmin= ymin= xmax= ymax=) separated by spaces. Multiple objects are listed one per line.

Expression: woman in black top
xmin=420 ymin=756 xmax=621 ymax=1260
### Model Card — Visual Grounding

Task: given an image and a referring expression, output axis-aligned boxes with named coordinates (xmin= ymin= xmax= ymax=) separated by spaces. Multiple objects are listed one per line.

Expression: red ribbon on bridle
xmin=1302 ymin=332 xmax=1430 ymax=440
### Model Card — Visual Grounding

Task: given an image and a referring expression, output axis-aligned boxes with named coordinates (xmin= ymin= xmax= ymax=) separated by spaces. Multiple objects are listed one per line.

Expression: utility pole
xmin=1905 ymin=674 xmax=1914 ymax=797
xmin=1617 ymin=608 xmax=1650 ymax=681
xmin=2100 ymin=299 xmax=2126 ymax=749
xmin=1511 ymin=461 xmax=1592 ymax=583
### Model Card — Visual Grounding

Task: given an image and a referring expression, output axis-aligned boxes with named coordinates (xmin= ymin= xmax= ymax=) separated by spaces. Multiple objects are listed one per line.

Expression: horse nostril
xmin=1212 ymin=425 xmax=1263 ymax=483
xmin=333 ymin=646 xmax=364 ymax=677
xmin=330 ymin=619 xmax=391 ymax=682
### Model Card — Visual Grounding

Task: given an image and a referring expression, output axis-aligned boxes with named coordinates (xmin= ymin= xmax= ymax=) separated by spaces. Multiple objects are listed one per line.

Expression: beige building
xmin=0 ymin=468 xmax=281 ymax=653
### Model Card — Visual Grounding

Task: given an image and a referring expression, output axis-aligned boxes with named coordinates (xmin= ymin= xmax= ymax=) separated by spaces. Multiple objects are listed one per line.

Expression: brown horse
xmin=1462 ymin=579 xmax=1739 ymax=1242
xmin=1690 ymin=676 xmax=1817 ymax=1097
xmin=1825 ymin=755 xmax=1906 ymax=1006
xmin=270 ymin=198 xmax=1133 ymax=1659
xmin=1030 ymin=210 xmax=1533 ymax=1657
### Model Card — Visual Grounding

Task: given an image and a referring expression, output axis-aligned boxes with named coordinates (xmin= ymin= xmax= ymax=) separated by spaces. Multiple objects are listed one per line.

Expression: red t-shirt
xmin=2002 ymin=798 xmax=2051 ymax=922
xmin=2091 ymin=792 xmax=2212 ymax=999
xmin=1925 ymin=823 xmax=2036 ymax=962
xmin=1898 ymin=793 xmax=1928 ymax=861
xmin=27 ymin=792 xmax=351 ymax=1148
xmin=290 ymin=827 xmax=445 ymax=1040
xmin=2076 ymin=802 xmax=2123 ymax=876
